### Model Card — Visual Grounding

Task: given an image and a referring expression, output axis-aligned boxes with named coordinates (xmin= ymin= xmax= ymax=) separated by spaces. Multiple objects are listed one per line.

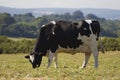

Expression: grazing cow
xmin=25 ymin=20 xmax=100 ymax=69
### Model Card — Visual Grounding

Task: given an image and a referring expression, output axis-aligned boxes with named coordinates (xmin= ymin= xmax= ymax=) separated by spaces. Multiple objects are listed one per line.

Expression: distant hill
xmin=0 ymin=6 xmax=120 ymax=20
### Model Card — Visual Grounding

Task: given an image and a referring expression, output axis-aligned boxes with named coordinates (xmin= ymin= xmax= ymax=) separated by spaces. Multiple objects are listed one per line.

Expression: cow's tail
xmin=99 ymin=33 xmax=105 ymax=53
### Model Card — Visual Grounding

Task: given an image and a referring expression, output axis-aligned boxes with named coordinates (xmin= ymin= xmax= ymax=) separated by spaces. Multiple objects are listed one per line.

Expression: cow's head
xmin=25 ymin=52 xmax=43 ymax=68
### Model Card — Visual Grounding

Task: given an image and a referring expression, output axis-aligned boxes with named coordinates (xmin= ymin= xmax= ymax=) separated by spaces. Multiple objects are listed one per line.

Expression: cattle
xmin=25 ymin=20 xmax=100 ymax=69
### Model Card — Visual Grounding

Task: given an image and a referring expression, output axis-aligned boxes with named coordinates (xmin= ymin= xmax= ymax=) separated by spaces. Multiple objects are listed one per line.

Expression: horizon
xmin=0 ymin=0 xmax=120 ymax=10
xmin=1 ymin=6 xmax=120 ymax=11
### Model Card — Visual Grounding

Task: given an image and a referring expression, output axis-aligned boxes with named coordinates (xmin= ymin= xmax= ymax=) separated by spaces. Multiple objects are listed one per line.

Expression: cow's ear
xmin=25 ymin=55 xmax=30 ymax=59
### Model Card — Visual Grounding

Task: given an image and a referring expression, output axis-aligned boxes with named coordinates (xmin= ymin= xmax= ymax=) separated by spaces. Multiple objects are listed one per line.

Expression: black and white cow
xmin=25 ymin=20 xmax=100 ymax=69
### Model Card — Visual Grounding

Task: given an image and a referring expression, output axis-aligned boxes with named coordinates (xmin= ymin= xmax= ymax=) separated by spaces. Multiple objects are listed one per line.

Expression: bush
xmin=98 ymin=37 xmax=120 ymax=51
xmin=0 ymin=36 xmax=35 ymax=54
xmin=0 ymin=36 xmax=119 ymax=54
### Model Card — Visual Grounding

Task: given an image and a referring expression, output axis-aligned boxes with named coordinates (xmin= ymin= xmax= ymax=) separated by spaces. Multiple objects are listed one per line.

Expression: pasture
xmin=0 ymin=51 xmax=120 ymax=80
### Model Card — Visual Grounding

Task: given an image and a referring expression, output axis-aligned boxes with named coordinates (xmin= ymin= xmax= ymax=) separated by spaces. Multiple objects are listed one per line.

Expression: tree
xmin=0 ymin=13 xmax=15 ymax=26
xmin=0 ymin=13 xmax=15 ymax=35
xmin=86 ymin=13 xmax=106 ymax=22
xmin=62 ymin=12 xmax=71 ymax=20
xmin=13 ymin=13 xmax=35 ymax=22
xmin=86 ymin=13 xmax=99 ymax=20
xmin=5 ymin=23 xmax=37 ymax=37
xmin=72 ymin=10 xmax=85 ymax=20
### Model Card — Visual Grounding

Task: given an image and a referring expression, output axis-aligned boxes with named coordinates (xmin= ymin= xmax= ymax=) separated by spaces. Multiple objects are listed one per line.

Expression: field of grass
xmin=0 ymin=51 xmax=120 ymax=80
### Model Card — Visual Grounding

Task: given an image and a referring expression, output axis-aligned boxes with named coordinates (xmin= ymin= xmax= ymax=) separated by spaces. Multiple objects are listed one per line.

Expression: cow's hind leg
xmin=81 ymin=52 xmax=91 ymax=68
xmin=53 ymin=53 xmax=58 ymax=68
xmin=92 ymin=49 xmax=99 ymax=68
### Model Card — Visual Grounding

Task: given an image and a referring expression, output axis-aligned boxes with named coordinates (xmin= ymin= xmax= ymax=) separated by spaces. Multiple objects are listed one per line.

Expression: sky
xmin=0 ymin=0 xmax=120 ymax=10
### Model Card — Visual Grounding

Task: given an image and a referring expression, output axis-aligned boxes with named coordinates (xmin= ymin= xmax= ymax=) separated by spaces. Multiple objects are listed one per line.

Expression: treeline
xmin=0 ymin=36 xmax=120 ymax=54
xmin=0 ymin=10 xmax=120 ymax=38
xmin=0 ymin=13 xmax=37 ymax=38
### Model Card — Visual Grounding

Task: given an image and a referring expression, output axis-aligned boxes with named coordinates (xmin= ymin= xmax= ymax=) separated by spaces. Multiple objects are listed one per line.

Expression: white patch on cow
xmin=52 ymin=28 xmax=55 ymax=35
xmin=52 ymin=32 xmax=55 ymax=35
xmin=51 ymin=21 xmax=56 ymax=35
xmin=76 ymin=32 xmax=98 ymax=52
xmin=77 ymin=21 xmax=83 ymax=29
xmin=85 ymin=20 xmax=92 ymax=24
xmin=50 ymin=21 xmax=56 ymax=35
xmin=82 ymin=34 xmax=97 ymax=46
xmin=41 ymin=25 xmax=45 ymax=27
xmin=30 ymin=54 xmax=34 ymax=63
xmin=77 ymin=33 xmax=82 ymax=40
xmin=89 ymin=25 xmax=93 ymax=34
xmin=51 ymin=21 xmax=56 ymax=25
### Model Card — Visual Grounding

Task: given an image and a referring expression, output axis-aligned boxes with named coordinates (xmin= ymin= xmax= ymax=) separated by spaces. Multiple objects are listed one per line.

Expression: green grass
xmin=0 ymin=51 xmax=120 ymax=80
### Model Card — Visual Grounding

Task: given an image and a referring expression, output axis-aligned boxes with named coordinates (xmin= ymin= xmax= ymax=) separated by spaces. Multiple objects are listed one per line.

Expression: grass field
xmin=0 ymin=51 xmax=120 ymax=80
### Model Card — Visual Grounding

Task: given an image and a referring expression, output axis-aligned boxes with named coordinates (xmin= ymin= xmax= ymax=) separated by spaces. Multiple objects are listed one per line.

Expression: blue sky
xmin=0 ymin=0 xmax=120 ymax=9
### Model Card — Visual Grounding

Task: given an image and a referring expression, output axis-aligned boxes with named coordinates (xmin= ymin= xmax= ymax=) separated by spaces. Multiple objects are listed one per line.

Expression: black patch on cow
xmin=79 ymin=20 xmax=91 ymax=37
xmin=72 ymin=22 xmax=79 ymax=26
xmin=54 ymin=21 xmax=83 ymax=49
xmin=91 ymin=21 xmax=100 ymax=40
xmin=33 ymin=23 xmax=55 ymax=55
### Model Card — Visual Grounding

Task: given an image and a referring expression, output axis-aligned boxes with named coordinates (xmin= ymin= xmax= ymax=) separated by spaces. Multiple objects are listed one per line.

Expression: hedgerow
xmin=0 ymin=36 xmax=119 ymax=54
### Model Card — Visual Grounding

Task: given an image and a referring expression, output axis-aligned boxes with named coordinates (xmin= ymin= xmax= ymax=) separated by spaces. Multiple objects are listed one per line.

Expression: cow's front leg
xmin=47 ymin=50 xmax=55 ymax=68
xmin=81 ymin=52 xmax=91 ymax=68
